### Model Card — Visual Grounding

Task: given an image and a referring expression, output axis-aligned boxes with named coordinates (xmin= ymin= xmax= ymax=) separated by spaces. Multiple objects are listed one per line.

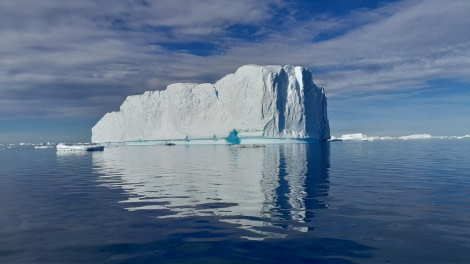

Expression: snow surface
xmin=92 ymin=65 xmax=330 ymax=144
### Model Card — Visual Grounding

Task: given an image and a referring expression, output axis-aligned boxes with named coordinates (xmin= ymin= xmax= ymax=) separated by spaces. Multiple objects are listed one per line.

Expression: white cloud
xmin=132 ymin=0 xmax=279 ymax=28
xmin=1 ymin=0 xmax=469 ymax=119
xmin=307 ymin=0 xmax=470 ymax=93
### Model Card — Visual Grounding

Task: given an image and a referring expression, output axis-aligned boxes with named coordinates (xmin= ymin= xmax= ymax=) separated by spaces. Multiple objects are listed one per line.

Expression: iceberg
xmin=56 ymin=143 xmax=105 ymax=151
xmin=337 ymin=133 xmax=372 ymax=141
xmin=329 ymin=133 xmax=470 ymax=141
xmin=92 ymin=65 xmax=330 ymax=144
xmin=398 ymin=134 xmax=432 ymax=140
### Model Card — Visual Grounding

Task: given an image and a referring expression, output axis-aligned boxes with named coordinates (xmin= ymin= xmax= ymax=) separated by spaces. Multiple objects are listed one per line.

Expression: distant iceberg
xmin=335 ymin=133 xmax=372 ymax=141
xmin=330 ymin=133 xmax=470 ymax=141
xmin=92 ymin=65 xmax=330 ymax=144
xmin=398 ymin=134 xmax=432 ymax=140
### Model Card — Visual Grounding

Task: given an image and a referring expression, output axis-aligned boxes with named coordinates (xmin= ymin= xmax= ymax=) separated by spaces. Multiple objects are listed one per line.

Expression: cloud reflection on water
xmin=93 ymin=143 xmax=330 ymax=240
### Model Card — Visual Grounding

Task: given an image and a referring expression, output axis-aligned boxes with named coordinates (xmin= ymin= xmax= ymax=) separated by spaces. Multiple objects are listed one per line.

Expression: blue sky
xmin=1 ymin=0 xmax=469 ymax=143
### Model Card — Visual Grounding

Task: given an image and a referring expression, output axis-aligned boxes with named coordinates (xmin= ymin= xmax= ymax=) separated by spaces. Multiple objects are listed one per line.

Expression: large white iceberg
xmin=92 ymin=65 xmax=330 ymax=144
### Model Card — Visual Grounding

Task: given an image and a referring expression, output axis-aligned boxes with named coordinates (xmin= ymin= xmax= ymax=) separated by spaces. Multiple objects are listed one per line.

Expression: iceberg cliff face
xmin=92 ymin=65 xmax=330 ymax=143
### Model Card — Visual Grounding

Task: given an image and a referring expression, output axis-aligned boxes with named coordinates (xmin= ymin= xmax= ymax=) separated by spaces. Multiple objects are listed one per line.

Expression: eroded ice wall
xmin=92 ymin=65 xmax=330 ymax=143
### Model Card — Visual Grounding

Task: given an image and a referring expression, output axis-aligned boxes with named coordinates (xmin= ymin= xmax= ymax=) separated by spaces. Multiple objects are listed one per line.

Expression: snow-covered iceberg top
xmin=92 ymin=65 xmax=330 ymax=144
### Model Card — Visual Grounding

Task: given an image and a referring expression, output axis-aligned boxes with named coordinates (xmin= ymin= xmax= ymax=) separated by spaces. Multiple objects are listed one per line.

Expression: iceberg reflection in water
xmin=93 ymin=143 xmax=330 ymax=240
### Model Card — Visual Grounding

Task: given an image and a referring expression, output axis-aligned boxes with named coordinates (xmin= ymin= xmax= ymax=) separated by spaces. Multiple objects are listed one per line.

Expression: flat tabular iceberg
xmin=92 ymin=65 xmax=330 ymax=144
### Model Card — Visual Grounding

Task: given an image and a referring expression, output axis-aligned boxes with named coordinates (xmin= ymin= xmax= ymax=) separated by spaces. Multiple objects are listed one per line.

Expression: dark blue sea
xmin=1 ymin=140 xmax=470 ymax=263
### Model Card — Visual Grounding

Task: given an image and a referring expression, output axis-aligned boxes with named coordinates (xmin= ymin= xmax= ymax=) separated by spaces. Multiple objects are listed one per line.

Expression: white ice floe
xmin=56 ymin=143 xmax=104 ymax=151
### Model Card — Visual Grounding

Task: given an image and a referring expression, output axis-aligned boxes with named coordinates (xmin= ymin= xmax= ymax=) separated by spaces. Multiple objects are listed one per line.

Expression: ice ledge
xmin=100 ymin=137 xmax=326 ymax=146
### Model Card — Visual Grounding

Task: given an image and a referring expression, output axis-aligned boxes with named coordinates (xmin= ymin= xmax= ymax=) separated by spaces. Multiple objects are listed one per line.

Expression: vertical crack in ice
xmin=276 ymin=69 xmax=288 ymax=135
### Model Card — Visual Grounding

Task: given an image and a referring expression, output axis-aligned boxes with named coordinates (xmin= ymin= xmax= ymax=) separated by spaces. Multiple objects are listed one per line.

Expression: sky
xmin=1 ymin=0 xmax=469 ymax=143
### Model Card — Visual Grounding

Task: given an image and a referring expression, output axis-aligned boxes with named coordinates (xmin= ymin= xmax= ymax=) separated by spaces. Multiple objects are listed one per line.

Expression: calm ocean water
xmin=1 ymin=140 xmax=470 ymax=263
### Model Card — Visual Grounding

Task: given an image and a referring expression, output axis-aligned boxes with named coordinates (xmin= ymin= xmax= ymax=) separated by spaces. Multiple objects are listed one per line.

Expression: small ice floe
xmin=34 ymin=145 xmax=53 ymax=149
xmin=56 ymin=143 xmax=104 ymax=151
